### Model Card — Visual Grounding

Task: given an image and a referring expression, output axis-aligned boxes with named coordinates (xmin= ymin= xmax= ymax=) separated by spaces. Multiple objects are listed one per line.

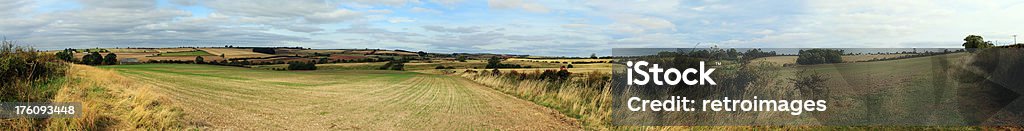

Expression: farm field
xmin=198 ymin=48 xmax=275 ymax=58
xmin=101 ymin=64 xmax=578 ymax=130
xmin=158 ymin=50 xmax=213 ymax=56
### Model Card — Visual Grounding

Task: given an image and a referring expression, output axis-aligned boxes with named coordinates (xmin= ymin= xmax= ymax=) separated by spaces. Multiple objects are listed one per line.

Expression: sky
xmin=1 ymin=0 xmax=1023 ymax=56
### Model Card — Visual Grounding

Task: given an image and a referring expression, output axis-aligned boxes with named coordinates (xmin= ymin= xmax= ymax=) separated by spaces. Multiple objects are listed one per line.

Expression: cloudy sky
xmin=1 ymin=0 xmax=1023 ymax=56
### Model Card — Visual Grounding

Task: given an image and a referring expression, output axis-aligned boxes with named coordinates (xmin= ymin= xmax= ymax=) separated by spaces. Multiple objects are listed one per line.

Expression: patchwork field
xmin=198 ymin=48 xmax=275 ymax=58
xmin=101 ymin=64 xmax=578 ymax=130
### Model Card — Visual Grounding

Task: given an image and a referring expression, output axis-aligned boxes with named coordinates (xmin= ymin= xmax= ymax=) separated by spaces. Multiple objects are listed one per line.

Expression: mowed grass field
xmin=100 ymin=64 xmax=578 ymax=130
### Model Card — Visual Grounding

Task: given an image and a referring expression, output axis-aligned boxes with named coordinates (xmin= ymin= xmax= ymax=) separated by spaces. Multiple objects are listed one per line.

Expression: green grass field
xmin=101 ymin=64 xmax=578 ymax=130
xmin=158 ymin=50 xmax=213 ymax=56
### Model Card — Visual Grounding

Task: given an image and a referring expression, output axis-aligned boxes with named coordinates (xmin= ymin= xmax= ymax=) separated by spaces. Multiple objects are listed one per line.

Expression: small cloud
xmin=304 ymin=9 xmax=362 ymax=23
xmin=421 ymin=25 xmax=481 ymax=33
xmin=561 ymin=23 xmax=588 ymax=29
xmin=282 ymin=26 xmax=324 ymax=33
xmin=754 ymin=29 xmax=775 ymax=35
xmin=411 ymin=7 xmax=441 ymax=14
xmin=388 ymin=17 xmax=415 ymax=23
xmin=487 ymin=0 xmax=549 ymax=13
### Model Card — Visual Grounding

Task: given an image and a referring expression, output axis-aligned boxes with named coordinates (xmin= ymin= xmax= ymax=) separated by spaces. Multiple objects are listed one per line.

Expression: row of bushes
xmin=287 ymin=61 xmax=317 ymax=70
xmin=379 ymin=59 xmax=406 ymax=70
xmin=485 ymin=56 xmax=524 ymax=68
xmin=55 ymin=49 xmax=117 ymax=65
xmin=494 ymin=69 xmax=573 ymax=82
xmin=796 ymin=49 xmax=843 ymax=65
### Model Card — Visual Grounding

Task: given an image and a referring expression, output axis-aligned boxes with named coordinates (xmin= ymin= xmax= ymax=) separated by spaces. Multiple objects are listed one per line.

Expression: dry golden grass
xmin=153 ymin=48 xmax=197 ymax=53
xmin=106 ymin=48 xmax=157 ymax=53
xmin=460 ymin=71 xmax=610 ymax=130
xmin=198 ymin=48 xmax=274 ymax=59
xmin=43 ymin=64 xmax=186 ymax=130
xmin=294 ymin=49 xmax=349 ymax=54
xmin=2 ymin=64 xmax=187 ymax=130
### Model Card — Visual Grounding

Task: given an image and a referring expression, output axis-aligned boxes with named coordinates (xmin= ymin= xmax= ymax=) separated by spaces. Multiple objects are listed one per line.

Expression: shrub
xmin=796 ymin=49 xmax=843 ymax=65
xmin=287 ymin=61 xmax=317 ymax=70
xmin=103 ymin=53 xmax=117 ymax=65
xmin=962 ymin=35 xmax=994 ymax=53
xmin=1 ymin=40 xmax=68 ymax=102
xmin=56 ymin=48 xmax=75 ymax=62
xmin=81 ymin=52 xmax=103 ymax=65
xmin=484 ymin=56 xmax=523 ymax=68
xmin=252 ymin=48 xmax=276 ymax=54
xmin=195 ymin=56 xmax=205 ymax=64
xmin=379 ymin=59 xmax=406 ymax=70
xmin=790 ymin=69 xmax=830 ymax=99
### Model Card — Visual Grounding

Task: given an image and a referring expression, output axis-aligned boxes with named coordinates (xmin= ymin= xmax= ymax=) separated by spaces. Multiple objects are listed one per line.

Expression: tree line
xmin=55 ymin=48 xmax=117 ymax=65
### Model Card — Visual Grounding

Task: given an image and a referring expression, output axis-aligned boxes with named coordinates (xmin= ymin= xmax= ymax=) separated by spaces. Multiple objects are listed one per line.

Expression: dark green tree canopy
xmin=963 ymin=35 xmax=994 ymax=52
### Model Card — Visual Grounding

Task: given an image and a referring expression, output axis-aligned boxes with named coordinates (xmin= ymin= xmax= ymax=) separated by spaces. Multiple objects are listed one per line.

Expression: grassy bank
xmin=460 ymin=70 xmax=612 ymax=130
xmin=3 ymin=64 xmax=188 ymax=130
xmin=2 ymin=40 xmax=185 ymax=130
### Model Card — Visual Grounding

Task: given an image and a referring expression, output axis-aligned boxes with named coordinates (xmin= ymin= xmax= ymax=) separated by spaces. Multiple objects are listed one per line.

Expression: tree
xmin=567 ymin=64 xmax=574 ymax=68
xmin=963 ymin=35 xmax=994 ymax=53
xmin=103 ymin=53 xmax=117 ymax=65
xmin=81 ymin=52 xmax=103 ymax=65
xmin=726 ymin=48 xmax=739 ymax=59
xmin=590 ymin=53 xmax=598 ymax=59
xmin=56 ymin=48 xmax=75 ymax=62
xmin=796 ymin=49 xmax=843 ymax=65
xmin=486 ymin=56 xmax=501 ymax=69
xmin=195 ymin=56 xmax=205 ymax=64
xmin=287 ymin=61 xmax=317 ymax=70
xmin=456 ymin=55 xmax=467 ymax=62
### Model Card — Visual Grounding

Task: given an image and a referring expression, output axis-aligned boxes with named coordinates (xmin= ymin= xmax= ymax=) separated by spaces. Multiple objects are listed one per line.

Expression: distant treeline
xmin=55 ymin=48 xmax=118 ymax=65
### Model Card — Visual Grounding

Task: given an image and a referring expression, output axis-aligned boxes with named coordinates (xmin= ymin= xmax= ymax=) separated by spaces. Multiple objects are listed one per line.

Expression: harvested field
xmin=102 ymin=64 xmax=579 ymax=130
xmin=158 ymin=50 xmax=213 ymax=56
xmin=154 ymin=48 xmax=198 ymax=53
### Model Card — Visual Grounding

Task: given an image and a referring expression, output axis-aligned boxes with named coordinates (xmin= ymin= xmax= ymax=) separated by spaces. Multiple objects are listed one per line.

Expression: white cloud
xmin=411 ymin=7 xmax=441 ymax=13
xmin=305 ymin=9 xmax=362 ymax=23
xmin=421 ymin=25 xmax=481 ymax=33
xmin=487 ymin=0 xmax=549 ymax=13
xmin=387 ymin=17 xmax=415 ymax=23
